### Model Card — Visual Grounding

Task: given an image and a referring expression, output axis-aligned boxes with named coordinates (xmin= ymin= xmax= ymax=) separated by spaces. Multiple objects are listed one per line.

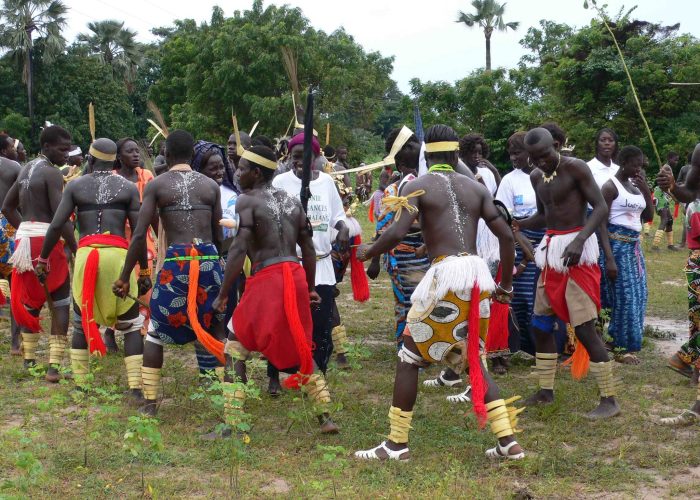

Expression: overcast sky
xmin=64 ymin=0 xmax=697 ymax=93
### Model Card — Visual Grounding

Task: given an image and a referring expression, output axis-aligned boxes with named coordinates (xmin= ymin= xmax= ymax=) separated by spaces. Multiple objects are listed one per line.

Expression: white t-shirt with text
xmin=272 ymin=171 xmax=347 ymax=286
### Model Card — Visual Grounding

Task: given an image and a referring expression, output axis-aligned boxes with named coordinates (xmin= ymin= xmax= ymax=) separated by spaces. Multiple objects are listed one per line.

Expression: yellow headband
xmin=89 ymin=145 xmax=116 ymax=162
xmin=425 ymin=141 xmax=460 ymax=153
xmin=241 ymin=150 xmax=277 ymax=170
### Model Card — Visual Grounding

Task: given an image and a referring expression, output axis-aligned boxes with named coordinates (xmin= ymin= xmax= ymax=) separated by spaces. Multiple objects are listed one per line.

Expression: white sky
xmin=63 ymin=0 xmax=698 ymax=93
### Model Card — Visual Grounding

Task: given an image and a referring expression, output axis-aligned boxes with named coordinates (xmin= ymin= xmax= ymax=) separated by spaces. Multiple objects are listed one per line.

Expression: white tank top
xmin=608 ymin=175 xmax=646 ymax=232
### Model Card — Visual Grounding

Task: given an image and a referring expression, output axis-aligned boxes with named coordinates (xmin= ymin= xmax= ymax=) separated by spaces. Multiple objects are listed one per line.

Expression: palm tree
xmin=0 ymin=0 xmax=68 ymax=126
xmin=78 ymin=20 xmax=143 ymax=87
xmin=457 ymin=0 xmax=519 ymax=71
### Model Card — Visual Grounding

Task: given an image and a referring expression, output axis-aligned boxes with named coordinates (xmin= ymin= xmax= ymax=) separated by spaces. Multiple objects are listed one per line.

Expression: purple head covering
xmin=287 ymin=132 xmax=320 ymax=157
xmin=192 ymin=140 xmax=235 ymax=189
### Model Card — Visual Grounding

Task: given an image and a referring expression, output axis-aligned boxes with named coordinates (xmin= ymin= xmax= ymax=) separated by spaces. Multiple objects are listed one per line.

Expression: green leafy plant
xmin=123 ymin=415 xmax=163 ymax=496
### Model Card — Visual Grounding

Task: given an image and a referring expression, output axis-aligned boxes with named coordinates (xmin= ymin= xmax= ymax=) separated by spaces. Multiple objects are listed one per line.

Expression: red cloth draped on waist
xmin=78 ymin=234 xmax=130 ymax=355
xmin=543 ymin=265 xmax=601 ymax=324
xmin=232 ymin=261 xmax=313 ymax=374
xmin=11 ymin=237 xmax=68 ymax=332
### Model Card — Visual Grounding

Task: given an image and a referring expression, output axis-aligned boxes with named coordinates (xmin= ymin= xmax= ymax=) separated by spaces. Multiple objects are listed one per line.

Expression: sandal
xmin=667 ymin=354 xmax=693 ymax=378
xmin=446 ymin=386 xmax=472 ymax=403
xmin=485 ymin=440 xmax=525 ymax=460
xmin=423 ymin=370 xmax=463 ymax=388
xmin=659 ymin=409 xmax=700 ymax=426
xmin=355 ymin=441 xmax=410 ymax=461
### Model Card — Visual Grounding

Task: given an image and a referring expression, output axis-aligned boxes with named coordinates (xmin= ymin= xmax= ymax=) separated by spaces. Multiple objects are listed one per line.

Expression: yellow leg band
xmin=224 ymin=339 xmax=250 ymax=361
xmin=70 ymin=348 xmax=89 ymax=386
xmin=124 ymin=355 xmax=143 ymax=390
xmin=653 ymin=230 xmax=664 ymax=247
xmin=666 ymin=231 xmax=674 ymax=246
xmin=222 ymin=381 xmax=246 ymax=428
xmin=141 ymin=366 xmax=161 ymax=401
xmin=21 ymin=333 xmax=39 ymax=361
xmin=503 ymin=395 xmax=525 ymax=433
xmin=215 ymin=366 xmax=225 ymax=382
xmin=589 ymin=361 xmax=619 ymax=398
xmin=535 ymin=352 xmax=558 ymax=390
xmin=387 ymin=406 xmax=413 ymax=444
xmin=48 ymin=335 xmax=67 ymax=366
xmin=0 ymin=279 xmax=10 ymax=299
xmin=332 ymin=325 xmax=348 ymax=355
xmin=304 ymin=373 xmax=332 ymax=411
xmin=486 ymin=399 xmax=515 ymax=439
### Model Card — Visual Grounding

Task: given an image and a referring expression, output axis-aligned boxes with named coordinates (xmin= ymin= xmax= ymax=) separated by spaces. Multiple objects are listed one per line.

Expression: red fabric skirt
xmin=11 ymin=237 xmax=68 ymax=331
xmin=543 ymin=264 xmax=601 ymax=324
xmin=232 ymin=262 xmax=313 ymax=371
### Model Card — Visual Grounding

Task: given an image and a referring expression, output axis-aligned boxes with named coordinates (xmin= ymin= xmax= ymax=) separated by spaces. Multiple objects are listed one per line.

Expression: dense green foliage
xmin=0 ymin=1 xmax=698 ymax=169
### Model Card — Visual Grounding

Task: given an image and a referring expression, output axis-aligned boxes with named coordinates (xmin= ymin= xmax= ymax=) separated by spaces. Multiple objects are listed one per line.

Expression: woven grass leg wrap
xmin=666 ymin=231 xmax=674 ymax=246
xmin=332 ymin=325 xmax=348 ymax=355
xmin=124 ymin=355 xmax=143 ymax=390
xmin=48 ymin=335 xmax=67 ymax=366
xmin=141 ymin=366 xmax=161 ymax=401
xmin=70 ymin=348 xmax=89 ymax=386
xmin=653 ymin=229 xmax=663 ymax=247
xmin=215 ymin=366 xmax=225 ymax=382
xmin=486 ymin=399 xmax=515 ymax=439
xmin=304 ymin=373 xmax=332 ymax=412
xmin=21 ymin=332 xmax=39 ymax=361
xmin=387 ymin=406 xmax=413 ymax=444
xmin=0 ymin=279 xmax=10 ymax=299
xmin=223 ymin=381 xmax=246 ymax=428
xmin=535 ymin=352 xmax=558 ymax=390
xmin=589 ymin=361 xmax=620 ymax=398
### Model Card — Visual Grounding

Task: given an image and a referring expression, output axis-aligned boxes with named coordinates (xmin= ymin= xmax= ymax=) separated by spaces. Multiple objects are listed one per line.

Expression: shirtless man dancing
xmin=2 ymin=125 xmax=77 ymax=381
xmin=354 ymin=124 xmax=524 ymax=461
xmin=37 ymin=138 xmax=148 ymax=400
xmin=212 ymin=145 xmax=339 ymax=434
xmin=518 ymin=128 xmax=621 ymax=420
xmin=114 ymin=130 xmax=225 ymax=416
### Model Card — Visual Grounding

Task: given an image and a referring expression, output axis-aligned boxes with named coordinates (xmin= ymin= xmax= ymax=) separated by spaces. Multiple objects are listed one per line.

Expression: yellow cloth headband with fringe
xmin=328 ymin=125 xmax=414 ymax=177
xmin=425 ymin=141 xmax=459 ymax=153
xmin=89 ymin=146 xmax=116 ymax=162
xmin=241 ymin=150 xmax=277 ymax=170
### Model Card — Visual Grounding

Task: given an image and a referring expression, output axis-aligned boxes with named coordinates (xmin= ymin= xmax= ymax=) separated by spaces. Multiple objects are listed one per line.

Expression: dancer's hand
xmin=366 ymin=258 xmax=380 ymax=279
xmin=562 ymin=237 xmax=584 ymax=267
xmin=309 ymin=290 xmax=321 ymax=307
xmin=656 ymin=165 xmax=675 ymax=192
xmin=35 ymin=262 xmax=48 ymax=283
xmin=632 ymin=171 xmax=651 ymax=194
xmin=212 ymin=294 xmax=227 ymax=314
xmin=493 ymin=283 xmax=513 ymax=304
xmin=605 ymin=257 xmax=618 ymax=281
xmin=137 ymin=276 xmax=152 ymax=296
xmin=356 ymin=244 xmax=372 ymax=262
xmin=112 ymin=279 xmax=130 ymax=298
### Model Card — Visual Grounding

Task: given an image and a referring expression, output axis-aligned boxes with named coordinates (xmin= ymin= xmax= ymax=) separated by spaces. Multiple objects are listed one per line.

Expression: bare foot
xmin=139 ymin=399 xmax=158 ymax=417
xmin=45 ymin=366 xmax=61 ymax=383
xmin=268 ymin=376 xmax=282 ymax=397
xmin=491 ymin=356 xmax=507 ymax=375
xmin=125 ymin=388 xmax=146 ymax=406
xmin=10 ymin=347 xmax=22 ymax=356
xmin=104 ymin=329 xmax=119 ymax=354
xmin=318 ymin=414 xmax=340 ymax=434
xmin=615 ymin=352 xmax=640 ymax=365
xmin=585 ymin=397 xmax=620 ymax=420
xmin=335 ymin=353 xmax=351 ymax=370
xmin=524 ymin=389 xmax=554 ymax=406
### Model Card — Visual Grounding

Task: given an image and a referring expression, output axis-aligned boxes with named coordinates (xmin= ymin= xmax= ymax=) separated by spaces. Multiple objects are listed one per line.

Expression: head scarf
xmin=192 ymin=140 xmax=234 ymax=189
xmin=288 ymin=132 xmax=320 ymax=157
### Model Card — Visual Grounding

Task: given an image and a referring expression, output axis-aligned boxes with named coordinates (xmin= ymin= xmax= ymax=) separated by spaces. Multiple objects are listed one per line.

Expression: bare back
xmin=236 ymin=186 xmax=305 ymax=263
xmin=0 ymin=157 xmax=20 ymax=206
xmin=150 ymin=170 xmax=221 ymax=245
xmin=404 ymin=171 xmax=491 ymax=256
xmin=69 ymin=173 xmax=140 ymax=238
xmin=16 ymin=158 xmax=64 ymax=222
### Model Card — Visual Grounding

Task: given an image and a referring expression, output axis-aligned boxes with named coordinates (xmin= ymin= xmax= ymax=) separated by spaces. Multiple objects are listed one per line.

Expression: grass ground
xmin=0 ymin=214 xmax=697 ymax=499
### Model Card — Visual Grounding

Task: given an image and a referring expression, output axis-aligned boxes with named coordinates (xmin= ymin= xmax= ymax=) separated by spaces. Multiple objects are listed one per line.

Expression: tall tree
xmin=0 ymin=0 xmax=68 ymax=127
xmin=456 ymin=0 xmax=519 ymax=71
xmin=77 ymin=20 xmax=143 ymax=88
